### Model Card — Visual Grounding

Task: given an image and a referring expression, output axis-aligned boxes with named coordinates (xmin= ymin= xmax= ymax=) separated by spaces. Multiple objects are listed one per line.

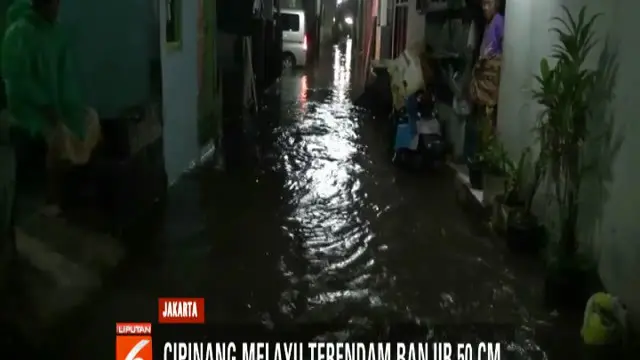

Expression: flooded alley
xmin=42 ymin=41 xmax=577 ymax=359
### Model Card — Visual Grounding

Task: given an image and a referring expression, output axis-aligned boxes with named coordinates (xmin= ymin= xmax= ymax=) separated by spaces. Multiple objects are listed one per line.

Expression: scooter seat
xmin=394 ymin=122 xmax=416 ymax=150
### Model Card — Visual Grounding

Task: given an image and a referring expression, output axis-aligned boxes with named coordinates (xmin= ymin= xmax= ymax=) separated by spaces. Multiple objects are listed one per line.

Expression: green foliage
xmin=532 ymin=6 xmax=602 ymax=259
xmin=524 ymin=152 xmax=545 ymax=214
xmin=503 ymin=148 xmax=530 ymax=204
xmin=471 ymin=107 xmax=505 ymax=171
xmin=475 ymin=133 xmax=508 ymax=173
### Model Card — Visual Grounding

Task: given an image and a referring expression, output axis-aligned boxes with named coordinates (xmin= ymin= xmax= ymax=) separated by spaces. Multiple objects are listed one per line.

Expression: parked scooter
xmin=391 ymin=90 xmax=447 ymax=170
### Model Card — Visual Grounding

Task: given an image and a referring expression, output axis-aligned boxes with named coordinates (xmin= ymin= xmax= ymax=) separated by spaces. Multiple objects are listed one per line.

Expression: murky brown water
xmin=45 ymin=41 xmax=580 ymax=359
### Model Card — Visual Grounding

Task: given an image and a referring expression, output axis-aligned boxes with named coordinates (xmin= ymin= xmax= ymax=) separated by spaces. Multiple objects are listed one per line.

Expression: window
xmin=281 ymin=13 xmax=300 ymax=32
xmin=166 ymin=0 xmax=182 ymax=44
xmin=392 ymin=5 xmax=408 ymax=58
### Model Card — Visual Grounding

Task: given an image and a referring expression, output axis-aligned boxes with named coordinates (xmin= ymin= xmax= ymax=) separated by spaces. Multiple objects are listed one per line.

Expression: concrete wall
xmin=159 ymin=0 xmax=200 ymax=184
xmin=320 ymin=0 xmax=337 ymax=43
xmin=406 ymin=0 xmax=425 ymax=47
xmin=498 ymin=0 xmax=640 ymax=323
xmin=374 ymin=0 xmax=389 ymax=60
xmin=59 ymin=0 xmax=154 ymax=118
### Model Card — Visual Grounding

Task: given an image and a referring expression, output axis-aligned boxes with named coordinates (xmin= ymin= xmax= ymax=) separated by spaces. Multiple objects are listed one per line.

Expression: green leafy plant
xmin=532 ymin=6 xmax=601 ymax=260
xmin=503 ymin=148 xmax=543 ymax=229
xmin=472 ymin=108 xmax=507 ymax=173
xmin=523 ymin=153 xmax=545 ymax=215
xmin=502 ymin=148 xmax=530 ymax=203
xmin=475 ymin=133 xmax=508 ymax=173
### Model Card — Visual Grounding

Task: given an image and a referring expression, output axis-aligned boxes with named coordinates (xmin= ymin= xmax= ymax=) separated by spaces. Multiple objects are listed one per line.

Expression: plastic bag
xmin=417 ymin=119 xmax=441 ymax=135
xmin=387 ymin=41 xmax=432 ymax=110
xmin=581 ymin=292 xmax=627 ymax=346
xmin=469 ymin=55 xmax=502 ymax=106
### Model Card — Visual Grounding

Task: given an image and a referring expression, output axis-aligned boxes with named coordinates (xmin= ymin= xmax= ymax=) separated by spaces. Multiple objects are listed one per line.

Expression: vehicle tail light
xmin=303 ymin=34 xmax=308 ymax=51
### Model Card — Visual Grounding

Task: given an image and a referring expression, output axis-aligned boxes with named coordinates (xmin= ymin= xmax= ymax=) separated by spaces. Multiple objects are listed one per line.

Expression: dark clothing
xmin=0 ymin=90 xmax=16 ymax=286
xmin=463 ymin=117 xmax=479 ymax=165
xmin=9 ymin=125 xmax=47 ymax=192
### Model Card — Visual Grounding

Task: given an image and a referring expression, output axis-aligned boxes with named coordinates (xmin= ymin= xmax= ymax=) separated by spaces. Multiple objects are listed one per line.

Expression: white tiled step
xmin=19 ymin=213 xmax=125 ymax=271
xmin=16 ymin=229 xmax=99 ymax=288
xmin=448 ymin=162 xmax=484 ymax=204
xmin=10 ymin=216 xmax=125 ymax=337
xmin=448 ymin=162 xmax=505 ymax=208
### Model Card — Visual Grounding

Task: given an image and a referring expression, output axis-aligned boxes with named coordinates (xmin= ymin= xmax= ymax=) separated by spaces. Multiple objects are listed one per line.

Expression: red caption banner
xmin=158 ymin=297 xmax=205 ymax=324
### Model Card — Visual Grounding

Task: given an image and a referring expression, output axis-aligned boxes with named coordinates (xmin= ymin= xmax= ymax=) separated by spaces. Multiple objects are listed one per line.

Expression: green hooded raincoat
xmin=1 ymin=0 xmax=85 ymax=139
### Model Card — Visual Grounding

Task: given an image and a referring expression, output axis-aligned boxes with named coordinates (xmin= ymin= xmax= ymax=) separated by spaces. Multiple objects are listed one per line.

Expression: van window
xmin=281 ymin=13 xmax=300 ymax=32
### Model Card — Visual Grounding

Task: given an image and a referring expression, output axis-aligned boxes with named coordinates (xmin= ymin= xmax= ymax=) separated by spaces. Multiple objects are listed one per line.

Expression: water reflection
xmin=333 ymin=40 xmax=352 ymax=104
xmin=299 ymin=75 xmax=308 ymax=106
xmin=285 ymin=41 xmax=375 ymax=313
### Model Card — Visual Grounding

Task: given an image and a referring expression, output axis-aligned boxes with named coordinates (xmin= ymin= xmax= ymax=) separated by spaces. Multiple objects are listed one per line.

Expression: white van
xmin=280 ymin=9 xmax=307 ymax=69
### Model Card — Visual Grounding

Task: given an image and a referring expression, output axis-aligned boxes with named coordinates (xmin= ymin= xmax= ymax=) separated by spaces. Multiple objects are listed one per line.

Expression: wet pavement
xmin=41 ymin=41 xmax=581 ymax=358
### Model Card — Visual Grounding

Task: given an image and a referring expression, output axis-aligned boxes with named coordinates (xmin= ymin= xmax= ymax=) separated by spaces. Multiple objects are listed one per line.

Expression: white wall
xmin=498 ymin=0 xmax=640 ymax=323
xmin=588 ymin=0 xmax=640 ymax=325
xmin=160 ymin=0 xmax=200 ymax=185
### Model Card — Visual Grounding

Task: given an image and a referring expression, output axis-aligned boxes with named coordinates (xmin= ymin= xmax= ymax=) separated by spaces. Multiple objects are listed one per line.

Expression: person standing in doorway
xmin=479 ymin=0 xmax=504 ymax=58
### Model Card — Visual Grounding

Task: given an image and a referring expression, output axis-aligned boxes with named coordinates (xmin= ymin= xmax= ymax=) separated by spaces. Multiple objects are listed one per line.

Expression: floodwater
xmin=46 ymin=40 xmax=579 ymax=358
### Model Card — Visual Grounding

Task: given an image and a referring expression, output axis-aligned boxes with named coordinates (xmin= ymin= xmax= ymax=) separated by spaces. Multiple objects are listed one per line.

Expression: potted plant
xmin=505 ymin=205 xmax=545 ymax=254
xmin=467 ymin=153 xmax=484 ymax=190
xmin=532 ymin=5 xmax=602 ymax=307
xmin=468 ymin=115 xmax=500 ymax=190
xmin=504 ymin=149 xmax=547 ymax=254
xmin=481 ymin=135 xmax=502 ymax=173
xmin=491 ymin=148 xmax=527 ymax=235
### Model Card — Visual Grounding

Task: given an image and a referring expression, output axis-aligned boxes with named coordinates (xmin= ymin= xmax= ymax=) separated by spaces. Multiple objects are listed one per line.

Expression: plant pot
xmin=491 ymin=196 xmax=506 ymax=234
xmin=468 ymin=164 xmax=483 ymax=190
xmin=484 ymin=163 xmax=505 ymax=177
xmin=505 ymin=213 xmax=545 ymax=254
xmin=491 ymin=194 xmax=522 ymax=234
xmin=544 ymin=259 xmax=599 ymax=309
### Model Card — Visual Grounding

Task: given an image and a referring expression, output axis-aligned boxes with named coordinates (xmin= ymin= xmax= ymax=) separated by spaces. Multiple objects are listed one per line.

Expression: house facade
xmin=65 ymin=0 xmax=223 ymax=185
xmin=59 ymin=0 xmax=270 ymax=185
xmin=373 ymin=0 xmax=426 ymax=61
xmin=55 ymin=0 xmax=214 ymax=185
xmin=160 ymin=0 xmax=224 ymax=184
xmin=159 ymin=0 xmax=201 ymax=184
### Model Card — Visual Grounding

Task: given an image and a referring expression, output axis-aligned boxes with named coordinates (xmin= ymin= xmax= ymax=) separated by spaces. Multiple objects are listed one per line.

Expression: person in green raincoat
xmin=2 ymin=0 xmax=101 ymax=217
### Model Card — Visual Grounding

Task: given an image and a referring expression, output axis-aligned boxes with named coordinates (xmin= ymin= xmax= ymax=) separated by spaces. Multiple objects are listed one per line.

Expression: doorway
xmin=391 ymin=0 xmax=409 ymax=58
xmin=197 ymin=0 xmax=221 ymax=146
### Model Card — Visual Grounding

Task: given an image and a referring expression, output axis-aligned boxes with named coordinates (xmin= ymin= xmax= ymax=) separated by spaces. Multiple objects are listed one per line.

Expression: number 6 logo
xmin=125 ymin=339 xmax=151 ymax=360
